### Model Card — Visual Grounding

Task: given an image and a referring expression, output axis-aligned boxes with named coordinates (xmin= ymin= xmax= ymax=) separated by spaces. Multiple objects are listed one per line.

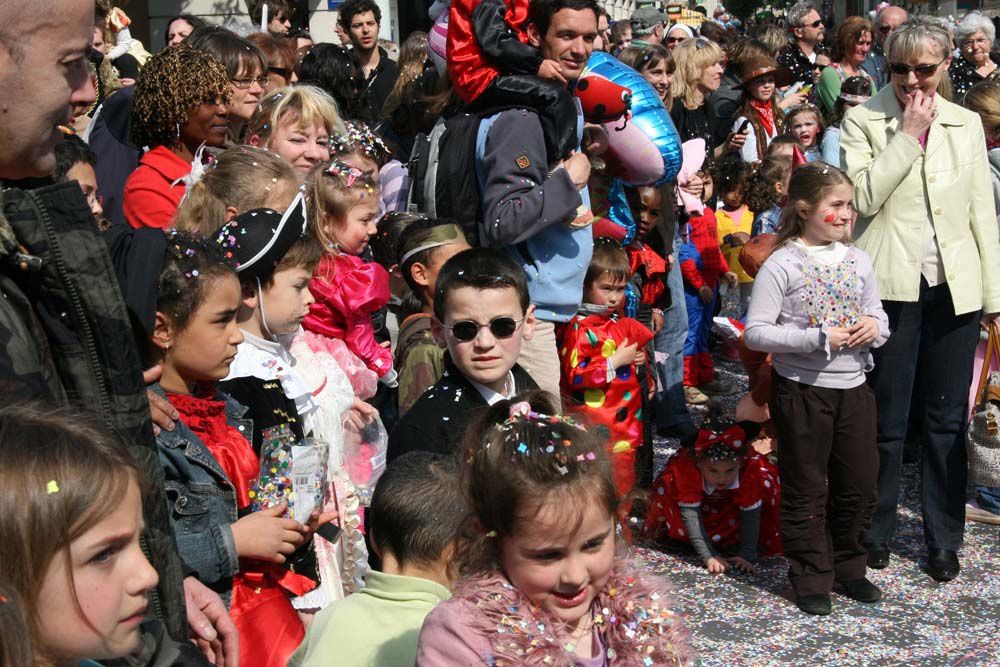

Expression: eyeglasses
xmin=446 ymin=316 xmax=523 ymax=342
xmin=878 ymin=25 xmax=893 ymax=34
xmin=962 ymin=37 xmax=990 ymax=49
xmin=888 ymin=59 xmax=945 ymax=77
xmin=231 ymin=76 xmax=269 ymax=89
xmin=803 ymin=19 xmax=824 ymax=29
xmin=666 ymin=35 xmax=685 ymax=44
xmin=268 ymin=66 xmax=292 ymax=79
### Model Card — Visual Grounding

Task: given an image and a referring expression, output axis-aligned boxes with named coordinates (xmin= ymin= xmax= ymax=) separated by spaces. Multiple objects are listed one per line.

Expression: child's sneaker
xmin=685 ymin=386 xmax=709 ymax=405
xmin=700 ymin=379 xmax=736 ymax=396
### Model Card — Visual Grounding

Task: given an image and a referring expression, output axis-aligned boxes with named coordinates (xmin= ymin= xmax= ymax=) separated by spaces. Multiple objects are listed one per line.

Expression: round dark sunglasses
xmin=446 ymin=316 xmax=523 ymax=342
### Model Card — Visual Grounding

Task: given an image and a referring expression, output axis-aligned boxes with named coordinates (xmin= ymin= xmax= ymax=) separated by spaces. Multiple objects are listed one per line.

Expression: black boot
xmin=796 ymin=594 xmax=832 ymax=616
xmin=925 ymin=549 xmax=960 ymax=582
xmin=838 ymin=578 xmax=882 ymax=603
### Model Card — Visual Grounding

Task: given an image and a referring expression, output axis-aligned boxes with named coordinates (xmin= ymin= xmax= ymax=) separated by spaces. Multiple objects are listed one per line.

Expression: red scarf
xmin=749 ymin=98 xmax=776 ymax=137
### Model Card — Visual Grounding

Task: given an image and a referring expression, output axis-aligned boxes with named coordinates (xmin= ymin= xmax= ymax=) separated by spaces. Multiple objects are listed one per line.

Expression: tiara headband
xmin=398 ymin=223 xmax=464 ymax=266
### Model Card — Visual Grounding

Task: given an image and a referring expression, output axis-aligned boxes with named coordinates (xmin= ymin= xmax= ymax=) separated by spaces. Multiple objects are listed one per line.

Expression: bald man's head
xmin=876 ymin=6 xmax=907 ymax=46
xmin=0 ymin=0 xmax=94 ymax=178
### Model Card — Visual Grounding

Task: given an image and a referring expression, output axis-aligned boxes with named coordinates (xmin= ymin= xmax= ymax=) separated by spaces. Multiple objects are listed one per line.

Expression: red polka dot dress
xmin=645 ymin=446 xmax=782 ymax=557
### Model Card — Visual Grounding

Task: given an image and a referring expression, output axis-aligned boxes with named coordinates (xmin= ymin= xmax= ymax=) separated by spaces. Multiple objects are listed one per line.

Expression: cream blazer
xmin=840 ymin=86 xmax=1000 ymax=315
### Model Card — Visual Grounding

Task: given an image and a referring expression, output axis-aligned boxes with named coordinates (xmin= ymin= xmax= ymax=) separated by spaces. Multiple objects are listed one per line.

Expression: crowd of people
xmin=1 ymin=0 xmax=999 ymax=664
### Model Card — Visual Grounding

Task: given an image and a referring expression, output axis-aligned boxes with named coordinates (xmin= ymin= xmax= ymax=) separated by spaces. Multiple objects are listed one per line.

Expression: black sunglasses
xmin=888 ymin=59 xmax=945 ymax=77
xmin=804 ymin=19 xmax=824 ymax=29
xmin=446 ymin=316 xmax=522 ymax=342
xmin=268 ymin=66 xmax=292 ymax=79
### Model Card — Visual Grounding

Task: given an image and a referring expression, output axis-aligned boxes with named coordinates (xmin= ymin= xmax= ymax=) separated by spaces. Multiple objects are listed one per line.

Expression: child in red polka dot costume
xmin=644 ymin=417 xmax=782 ymax=574
xmin=559 ymin=238 xmax=653 ymax=497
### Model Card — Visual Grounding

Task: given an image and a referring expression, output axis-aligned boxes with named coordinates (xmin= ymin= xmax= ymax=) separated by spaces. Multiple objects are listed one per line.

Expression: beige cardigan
xmin=840 ymin=86 xmax=1000 ymax=315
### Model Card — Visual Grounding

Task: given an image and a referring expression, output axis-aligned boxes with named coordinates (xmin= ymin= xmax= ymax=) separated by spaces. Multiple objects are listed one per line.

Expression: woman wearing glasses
xmin=841 ymin=17 xmax=1000 ymax=583
xmin=186 ymin=26 xmax=269 ymax=144
xmin=948 ymin=12 xmax=1000 ymax=101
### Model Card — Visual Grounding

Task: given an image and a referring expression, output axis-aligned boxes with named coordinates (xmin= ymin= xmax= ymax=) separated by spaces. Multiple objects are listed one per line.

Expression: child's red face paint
xmin=823 ymin=209 xmax=837 ymax=223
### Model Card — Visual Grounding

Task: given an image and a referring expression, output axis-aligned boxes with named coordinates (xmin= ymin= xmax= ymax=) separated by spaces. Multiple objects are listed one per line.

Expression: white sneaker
xmin=966 ymin=500 xmax=1000 ymax=526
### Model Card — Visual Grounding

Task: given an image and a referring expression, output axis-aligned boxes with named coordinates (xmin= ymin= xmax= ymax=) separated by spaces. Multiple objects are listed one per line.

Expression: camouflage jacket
xmin=0 ymin=183 xmax=187 ymax=641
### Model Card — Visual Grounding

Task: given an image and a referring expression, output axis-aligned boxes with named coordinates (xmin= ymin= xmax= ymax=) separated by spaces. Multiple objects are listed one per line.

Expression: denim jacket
xmin=152 ymin=384 xmax=253 ymax=606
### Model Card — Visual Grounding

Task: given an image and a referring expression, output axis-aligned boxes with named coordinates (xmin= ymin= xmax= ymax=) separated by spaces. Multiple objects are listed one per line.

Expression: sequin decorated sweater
xmin=416 ymin=560 xmax=696 ymax=666
xmin=744 ymin=241 xmax=889 ymax=389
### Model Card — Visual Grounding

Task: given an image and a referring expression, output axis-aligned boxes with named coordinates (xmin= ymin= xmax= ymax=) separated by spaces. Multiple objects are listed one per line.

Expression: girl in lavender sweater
xmin=744 ymin=163 xmax=889 ymax=617
xmin=416 ymin=392 xmax=694 ymax=666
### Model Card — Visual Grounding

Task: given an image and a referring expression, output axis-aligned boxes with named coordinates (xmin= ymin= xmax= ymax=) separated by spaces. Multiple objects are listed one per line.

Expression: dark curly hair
xmin=155 ymin=231 xmax=237 ymax=333
xmin=130 ymin=44 xmax=231 ymax=149
xmin=298 ymin=43 xmax=372 ymax=123
xmin=745 ymin=154 xmax=793 ymax=213
xmin=711 ymin=155 xmax=752 ymax=196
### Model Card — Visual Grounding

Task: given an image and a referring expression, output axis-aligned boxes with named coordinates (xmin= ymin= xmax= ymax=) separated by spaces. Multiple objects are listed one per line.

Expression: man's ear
xmin=152 ymin=311 xmax=175 ymax=352
xmin=240 ymin=281 xmax=260 ymax=310
xmin=527 ymin=22 xmax=543 ymax=49
xmin=522 ymin=305 xmax=537 ymax=342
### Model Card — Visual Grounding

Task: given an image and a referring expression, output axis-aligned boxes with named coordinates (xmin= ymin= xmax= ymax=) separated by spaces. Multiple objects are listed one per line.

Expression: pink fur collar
xmin=451 ymin=558 xmax=696 ymax=666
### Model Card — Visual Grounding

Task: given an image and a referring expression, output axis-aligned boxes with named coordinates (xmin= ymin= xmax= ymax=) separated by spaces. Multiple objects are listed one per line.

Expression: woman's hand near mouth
xmin=900 ymin=89 xmax=936 ymax=138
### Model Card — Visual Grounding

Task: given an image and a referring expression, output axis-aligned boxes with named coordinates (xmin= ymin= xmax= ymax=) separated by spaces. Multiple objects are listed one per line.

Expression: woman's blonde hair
xmin=173 ymin=146 xmax=300 ymax=237
xmin=776 ymin=162 xmax=854 ymax=247
xmin=246 ymin=84 xmax=346 ymax=147
xmin=884 ymin=17 xmax=955 ymax=100
xmin=963 ymin=80 xmax=1000 ymax=139
xmin=670 ymin=37 xmax=724 ymax=110
xmin=0 ymin=403 xmax=143 ymax=664
xmin=305 ymin=159 xmax=380 ymax=251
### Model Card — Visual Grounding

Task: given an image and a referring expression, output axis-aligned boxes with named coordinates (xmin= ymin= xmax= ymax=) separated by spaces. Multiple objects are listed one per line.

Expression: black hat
xmin=113 ymin=53 xmax=141 ymax=81
xmin=214 ymin=191 xmax=308 ymax=282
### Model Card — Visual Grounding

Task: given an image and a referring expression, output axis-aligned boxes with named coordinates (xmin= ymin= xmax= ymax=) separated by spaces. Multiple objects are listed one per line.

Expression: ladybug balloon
xmin=576 ymin=52 xmax=683 ymax=187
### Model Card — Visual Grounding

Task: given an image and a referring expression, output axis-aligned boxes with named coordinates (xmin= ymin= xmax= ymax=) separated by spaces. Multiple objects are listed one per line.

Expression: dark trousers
xmin=866 ymin=281 xmax=979 ymax=551
xmin=771 ymin=373 xmax=878 ymax=597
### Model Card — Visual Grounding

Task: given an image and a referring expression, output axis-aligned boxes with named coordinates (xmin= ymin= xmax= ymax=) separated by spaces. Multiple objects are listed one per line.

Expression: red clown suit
xmin=559 ymin=312 xmax=654 ymax=496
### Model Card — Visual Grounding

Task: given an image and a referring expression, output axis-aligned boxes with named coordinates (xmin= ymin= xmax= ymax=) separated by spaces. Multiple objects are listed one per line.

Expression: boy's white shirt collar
xmin=468 ymin=370 xmax=516 ymax=406
xmin=224 ymin=328 xmax=319 ymax=431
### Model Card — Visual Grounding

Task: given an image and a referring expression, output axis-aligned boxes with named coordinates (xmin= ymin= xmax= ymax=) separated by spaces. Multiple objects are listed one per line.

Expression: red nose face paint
xmin=823 ymin=209 xmax=837 ymax=223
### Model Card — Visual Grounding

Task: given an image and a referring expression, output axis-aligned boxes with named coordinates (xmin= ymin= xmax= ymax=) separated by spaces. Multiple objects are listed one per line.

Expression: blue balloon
xmin=581 ymin=51 xmax=682 ymax=187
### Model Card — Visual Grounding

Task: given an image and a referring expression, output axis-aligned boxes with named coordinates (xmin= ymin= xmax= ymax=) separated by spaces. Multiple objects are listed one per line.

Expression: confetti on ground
xmin=635 ymin=334 xmax=1000 ymax=667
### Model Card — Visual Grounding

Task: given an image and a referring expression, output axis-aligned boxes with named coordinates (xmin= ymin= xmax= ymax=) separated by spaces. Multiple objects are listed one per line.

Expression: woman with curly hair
xmin=124 ymin=44 xmax=231 ymax=229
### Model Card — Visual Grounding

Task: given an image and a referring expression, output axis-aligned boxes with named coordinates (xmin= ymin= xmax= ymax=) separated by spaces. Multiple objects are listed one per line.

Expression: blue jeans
xmin=654 ymin=236 xmax=693 ymax=430
xmin=976 ymin=486 xmax=1000 ymax=514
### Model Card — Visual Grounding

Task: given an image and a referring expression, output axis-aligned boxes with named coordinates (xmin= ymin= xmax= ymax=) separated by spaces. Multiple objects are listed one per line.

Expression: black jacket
xmin=387 ymin=355 xmax=537 ymax=462
xmin=365 ymin=46 xmax=400 ymax=119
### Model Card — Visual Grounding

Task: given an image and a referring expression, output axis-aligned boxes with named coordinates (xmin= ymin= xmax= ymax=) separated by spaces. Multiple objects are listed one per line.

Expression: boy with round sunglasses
xmin=387 ymin=248 xmax=538 ymax=462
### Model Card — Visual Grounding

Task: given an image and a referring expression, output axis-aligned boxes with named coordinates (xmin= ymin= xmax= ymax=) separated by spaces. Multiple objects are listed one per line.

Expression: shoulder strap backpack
xmin=967 ymin=322 xmax=1000 ymax=487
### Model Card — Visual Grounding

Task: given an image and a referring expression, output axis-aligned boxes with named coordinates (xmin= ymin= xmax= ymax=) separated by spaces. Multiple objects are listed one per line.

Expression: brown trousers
xmin=770 ymin=372 xmax=879 ymax=597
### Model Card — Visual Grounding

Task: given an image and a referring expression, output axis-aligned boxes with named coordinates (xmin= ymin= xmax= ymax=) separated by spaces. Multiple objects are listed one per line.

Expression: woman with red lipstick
xmin=416 ymin=392 xmax=695 ymax=666
xmin=841 ymin=17 xmax=1000 ymax=584
xmin=123 ymin=44 xmax=231 ymax=229
xmin=816 ymin=16 xmax=876 ymax=114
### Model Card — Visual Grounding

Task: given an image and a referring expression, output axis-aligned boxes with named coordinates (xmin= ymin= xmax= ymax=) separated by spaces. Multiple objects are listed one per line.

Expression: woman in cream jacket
xmin=841 ymin=17 xmax=1000 ymax=583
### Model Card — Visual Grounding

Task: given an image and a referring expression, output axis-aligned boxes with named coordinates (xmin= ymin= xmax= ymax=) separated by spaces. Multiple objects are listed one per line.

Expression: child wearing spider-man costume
xmin=559 ymin=238 xmax=654 ymax=497
xmin=447 ymin=0 xmax=580 ymax=163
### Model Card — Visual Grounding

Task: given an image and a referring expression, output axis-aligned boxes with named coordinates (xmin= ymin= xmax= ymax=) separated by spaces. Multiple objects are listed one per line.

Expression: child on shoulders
xmin=416 ymin=392 xmax=695 ymax=666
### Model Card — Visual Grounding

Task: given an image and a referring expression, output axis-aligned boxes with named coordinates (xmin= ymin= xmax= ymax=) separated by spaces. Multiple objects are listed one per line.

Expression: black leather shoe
xmin=838 ymin=578 xmax=882 ymax=603
xmin=796 ymin=594 xmax=832 ymax=616
xmin=866 ymin=546 xmax=890 ymax=569
xmin=925 ymin=549 xmax=960 ymax=582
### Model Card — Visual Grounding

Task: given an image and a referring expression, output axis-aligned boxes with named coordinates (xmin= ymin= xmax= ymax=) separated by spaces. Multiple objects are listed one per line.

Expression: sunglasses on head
xmin=446 ymin=316 xmax=523 ymax=342
xmin=889 ymin=59 xmax=945 ymax=77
